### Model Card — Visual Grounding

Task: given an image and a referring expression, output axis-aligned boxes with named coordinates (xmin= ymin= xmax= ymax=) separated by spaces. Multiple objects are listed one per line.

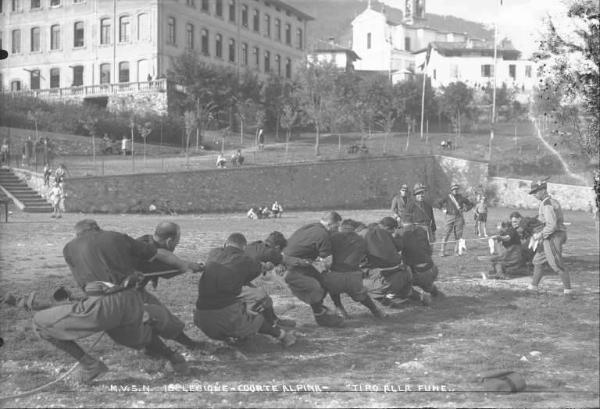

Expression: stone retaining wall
xmin=63 ymin=155 xmax=437 ymax=213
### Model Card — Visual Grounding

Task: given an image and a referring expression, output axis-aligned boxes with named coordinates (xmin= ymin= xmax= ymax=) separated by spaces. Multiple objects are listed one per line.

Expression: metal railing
xmin=1 ymin=78 xmax=168 ymax=99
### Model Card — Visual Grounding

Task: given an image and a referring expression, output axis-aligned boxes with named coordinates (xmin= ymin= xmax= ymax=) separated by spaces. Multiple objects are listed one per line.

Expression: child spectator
xmin=474 ymin=195 xmax=488 ymax=237
xmin=43 ymin=164 xmax=52 ymax=187
xmin=271 ymin=201 xmax=283 ymax=218
xmin=216 ymin=154 xmax=227 ymax=168
xmin=54 ymin=164 xmax=66 ymax=187
xmin=49 ymin=182 xmax=65 ymax=219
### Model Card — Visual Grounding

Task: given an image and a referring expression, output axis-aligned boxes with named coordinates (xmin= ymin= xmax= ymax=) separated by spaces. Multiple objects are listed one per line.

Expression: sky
xmin=383 ymin=0 xmax=568 ymax=57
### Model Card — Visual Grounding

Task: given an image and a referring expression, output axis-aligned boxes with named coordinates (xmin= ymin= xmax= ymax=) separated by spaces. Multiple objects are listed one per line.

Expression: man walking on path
xmin=437 ymin=183 xmax=473 ymax=257
xmin=527 ymin=180 xmax=573 ymax=298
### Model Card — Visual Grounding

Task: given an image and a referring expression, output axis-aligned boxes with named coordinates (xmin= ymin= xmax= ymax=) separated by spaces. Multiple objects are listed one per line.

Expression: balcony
xmin=2 ymin=78 xmax=168 ymax=100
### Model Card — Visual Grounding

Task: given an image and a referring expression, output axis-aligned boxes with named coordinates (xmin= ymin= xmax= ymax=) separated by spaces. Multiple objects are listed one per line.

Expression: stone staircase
xmin=0 ymin=168 xmax=52 ymax=213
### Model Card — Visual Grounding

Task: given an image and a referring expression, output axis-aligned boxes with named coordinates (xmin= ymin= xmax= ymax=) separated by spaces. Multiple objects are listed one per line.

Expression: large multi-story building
xmin=0 ymin=0 xmax=312 ymax=111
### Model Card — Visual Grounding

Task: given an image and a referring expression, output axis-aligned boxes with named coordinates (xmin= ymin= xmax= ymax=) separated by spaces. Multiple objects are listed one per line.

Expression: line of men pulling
xmin=32 ymin=208 xmax=442 ymax=385
xmin=31 ymin=180 xmax=571 ymax=385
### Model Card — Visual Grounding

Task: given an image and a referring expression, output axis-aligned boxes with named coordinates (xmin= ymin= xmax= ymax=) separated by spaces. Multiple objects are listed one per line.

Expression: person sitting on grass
xmin=401 ymin=224 xmax=444 ymax=300
xmin=509 ymin=211 xmax=544 ymax=265
xmin=247 ymin=207 xmax=260 ymax=220
xmin=483 ymin=222 xmax=529 ymax=280
xmin=194 ymin=233 xmax=296 ymax=347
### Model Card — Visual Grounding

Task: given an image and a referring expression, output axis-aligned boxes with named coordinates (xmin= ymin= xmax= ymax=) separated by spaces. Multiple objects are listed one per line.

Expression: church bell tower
xmin=403 ymin=0 xmax=426 ymax=25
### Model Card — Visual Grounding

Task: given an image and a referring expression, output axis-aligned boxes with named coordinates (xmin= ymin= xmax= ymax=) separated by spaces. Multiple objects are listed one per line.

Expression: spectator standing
xmin=121 ymin=135 xmax=130 ymax=155
xmin=49 ymin=182 xmax=65 ymax=218
xmin=55 ymin=164 xmax=66 ymax=187
xmin=43 ymin=164 xmax=52 ymax=187
xmin=257 ymin=128 xmax=264 ymax=151
xmin=271 ymin=201 xmax=283 ymax=218
xmin=474 ymin=195 xmax=489 ymax=237
xmin=437 ymin=183 xmax=473 ymax=257
xmin=25 ymin=136 xmax=34 ymax=166
xmin=1 ymin=138 xmax=9 ymax=165
xmin=390 ymin=184 xmax=410 ymax=224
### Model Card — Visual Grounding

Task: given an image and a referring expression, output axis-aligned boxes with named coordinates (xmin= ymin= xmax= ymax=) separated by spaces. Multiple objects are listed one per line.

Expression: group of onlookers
xmin=248 ymin=201 xmax=283 ymax=220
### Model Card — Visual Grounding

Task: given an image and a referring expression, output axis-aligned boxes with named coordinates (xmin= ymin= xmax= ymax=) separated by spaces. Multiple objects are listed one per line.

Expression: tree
xmin=136 ymin=121 xmax=152 ymax=164
xmin=534 ymin=0 xmax=599 ymax=160
xmin=82 ymin=116 xmax=98 ymax=168
xmin=439 ymin=81 xmax=474 ymax=147
xmin=183 ymin=110 xmax=197 ymax=165
xmin=295 ymin=61 xmax=339 ymax=156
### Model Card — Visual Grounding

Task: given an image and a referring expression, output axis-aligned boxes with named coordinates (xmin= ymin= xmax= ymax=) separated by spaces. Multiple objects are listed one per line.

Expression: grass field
xmin=0 ymin=207 xmax=598 ymax=408
xmin=5 ymin=120 xmax=594 ymax=186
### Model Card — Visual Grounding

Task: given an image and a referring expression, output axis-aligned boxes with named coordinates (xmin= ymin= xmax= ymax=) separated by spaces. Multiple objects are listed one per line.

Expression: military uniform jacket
xmin=538 ymin=195 xmax=566 ymax=239
xmin=437 ymin=193 xmax=473 ymax=217
xmin=404 ymin=199 xmax=437 ymax=232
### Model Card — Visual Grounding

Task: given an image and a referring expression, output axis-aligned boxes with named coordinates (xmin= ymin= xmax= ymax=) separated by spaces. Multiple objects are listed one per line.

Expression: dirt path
xmin=0 ymin=208 xmax=598 ymax=407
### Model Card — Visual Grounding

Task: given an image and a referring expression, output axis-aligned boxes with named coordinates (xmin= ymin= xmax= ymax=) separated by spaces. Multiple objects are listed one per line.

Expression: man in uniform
xmin=361 ymin=217 xmax=425 ymax=307
xmin=323 ymin=219 xmax=386 ymax=319
xmin=391 ymin=184 xmax=410 ymax=224
xmin=437 ymin=183 xmax=473 ymax=257
xmin=194 ymin=233 xmax=296 ymax=346
xmin=403 ymin=183 xmax=436 ymax=245
xmin=282 ymin=212 xmax=345 ymax=327
xmin=33 ymin=220 xmax=198 ymax=385
xmin=136 ymin=222 xmax=208 ymax=351
xmin=244 ymin=231 xmax=296 ymax=328
xmin=527 ymin=180 xmax=573 ymax=297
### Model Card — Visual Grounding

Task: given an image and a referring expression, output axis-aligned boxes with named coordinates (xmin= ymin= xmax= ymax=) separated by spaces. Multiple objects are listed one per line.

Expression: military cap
xmin=529 ymin=180 xmax=548 ymax=194
xmin=413 ymin=183 xmax=427 ymax=195
xmin=379 ymin=216 xmax=398 ymax=229
xmin=450 ymin=183 xmax=460 ymax=191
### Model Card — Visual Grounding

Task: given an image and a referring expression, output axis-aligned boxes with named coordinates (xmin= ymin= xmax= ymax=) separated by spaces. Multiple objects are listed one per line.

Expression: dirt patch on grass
xmin=0 ymin=208 xmax=598 ymax=407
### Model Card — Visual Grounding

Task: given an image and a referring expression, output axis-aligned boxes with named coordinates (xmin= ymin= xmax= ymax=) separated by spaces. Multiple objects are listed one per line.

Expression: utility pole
xmin=488 ymin=0 xmax=500 ymax=161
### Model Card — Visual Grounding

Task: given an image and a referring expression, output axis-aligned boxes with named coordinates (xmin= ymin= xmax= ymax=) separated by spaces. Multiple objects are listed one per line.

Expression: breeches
xmin=532 ymin=231 xmax=570 ymax=288
xmin=193 ymin=301 xmax=264 ymax=341
xmin=322 ymin=270 xmax=367 ymax=302
xmin=364 ymin=266 xmax=412 ymax=299
xmin=33 ymin=289 xmax=151 ymax=349
xmin=411 ymin=264 xmax=439 ymax=292
xmin=284 ymin=266 xmax=326 ymax=305
xmin=140 ymin=289 xmax=185 ymax=340
xmin=443 ymin=215 xmax=465 ymax=242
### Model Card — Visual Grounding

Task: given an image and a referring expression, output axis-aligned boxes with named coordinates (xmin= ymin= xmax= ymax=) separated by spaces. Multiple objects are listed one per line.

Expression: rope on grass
xmin=0 ymin=331 xmax=106 ymax=403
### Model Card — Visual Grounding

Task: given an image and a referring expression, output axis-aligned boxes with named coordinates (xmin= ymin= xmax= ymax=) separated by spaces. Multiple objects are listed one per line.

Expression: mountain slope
xmin=286 ymin=0 xmax=493 ymax=48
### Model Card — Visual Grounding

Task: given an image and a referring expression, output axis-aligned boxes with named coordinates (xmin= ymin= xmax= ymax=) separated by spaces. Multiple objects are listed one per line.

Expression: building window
xmin=30 ymin=0 xmax=40 ymax=9
xmin=253 ymin=46 xmax=259 ymax=68
xmin=241 ymin=5 xmax=248 ymax=27
xmin=275 ymin=54 xmax=281 ymax=76
xmin=30 ymin=27 xmax=40 ymax=51
xmin=404 ymin=37 xmax=411 ymax=51
xmin=228 ymin=38 xmax=235 ymax=62
xmin=367 ymin=32 xmax=371 ymax=49
xmin=228 ymin=0 xmax=235 ymax=22
xmin=509 ymin=64 xmax=516 ymax=79
xmin=100 ymin=18 xmax=110 ymax=44
xmin=138 ymin=13 xmax=150 ymax=41
xmin=264 ymin=50 xmax=270 ymax=72
xmin=285 ymin=23 xmax=291 ymax=45
xmin=50 ymin=0 xmax=60 ymax=6
xmin=50 ymin=68 xmax=60 ymax=88
xmin=481 ymin=64 xmax=493 ymax=77
xmin=72 ymin=65 xmax=83 ymax=86
xmin=451 ymin=64 xmax=459 ymax=78
xmin=186 ymin=0 xmax=195 ymax=7
xmin=201 ymin=29 xmax=209 ymax=55
xmin=201 ymin=0 xmax=209 ymax=13
xmin=215 ymin=0 xmax=222 ymax=17
xmin=30 ymin=69 xmax=40 ymax=90
xmin=241 ymin=42 xmax=248 ymax=65
xmin=215 ymin=33 xmax=222 ymax=58
xmin=100 ymin=63 xmax=110 ymax=84
xmin=296 ymin=28 xmax=303 ymax=49
xmin=275 ymin=18 xmax=281 ymax=41
xmin=525 ymin=65 xmax=532 ymax=78
xmin=285 ymin=57 xmax=291 ymax=79
xmin=11 ymin=0 xmax=20 ymax=12
xmin=167 ymin=17 xmax=176 ymax=45
xmin=73 ymin=21 xmax=84 ymax=47
xmin=186 ymin=23 xmax=194 ymax=49
xmin=11 ymin=29 xmax=20 ymax=53
xmin=119 ymin=61 xmax=129 ymax=82
xmin=253 ymin=9 xmax=259 ymax=32
xmin=11 ymin=80 xmax=21 ymax=91
xmin=50 ymin=24 xmax=60 ymax=49
xmin=0 ymin=0 xmax=3 ymax=13
xmin=264 ymin=14 xmax=270 ymax=37
xmin=119 ymin=15 xmax=131 ymax=42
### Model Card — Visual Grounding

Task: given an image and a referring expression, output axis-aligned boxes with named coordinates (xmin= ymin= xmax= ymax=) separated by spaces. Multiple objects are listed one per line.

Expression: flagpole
xmin=420 ymin=45 xmax=430 ymax=140
xmin=488 ymin=0 xmax=500 ymax=161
